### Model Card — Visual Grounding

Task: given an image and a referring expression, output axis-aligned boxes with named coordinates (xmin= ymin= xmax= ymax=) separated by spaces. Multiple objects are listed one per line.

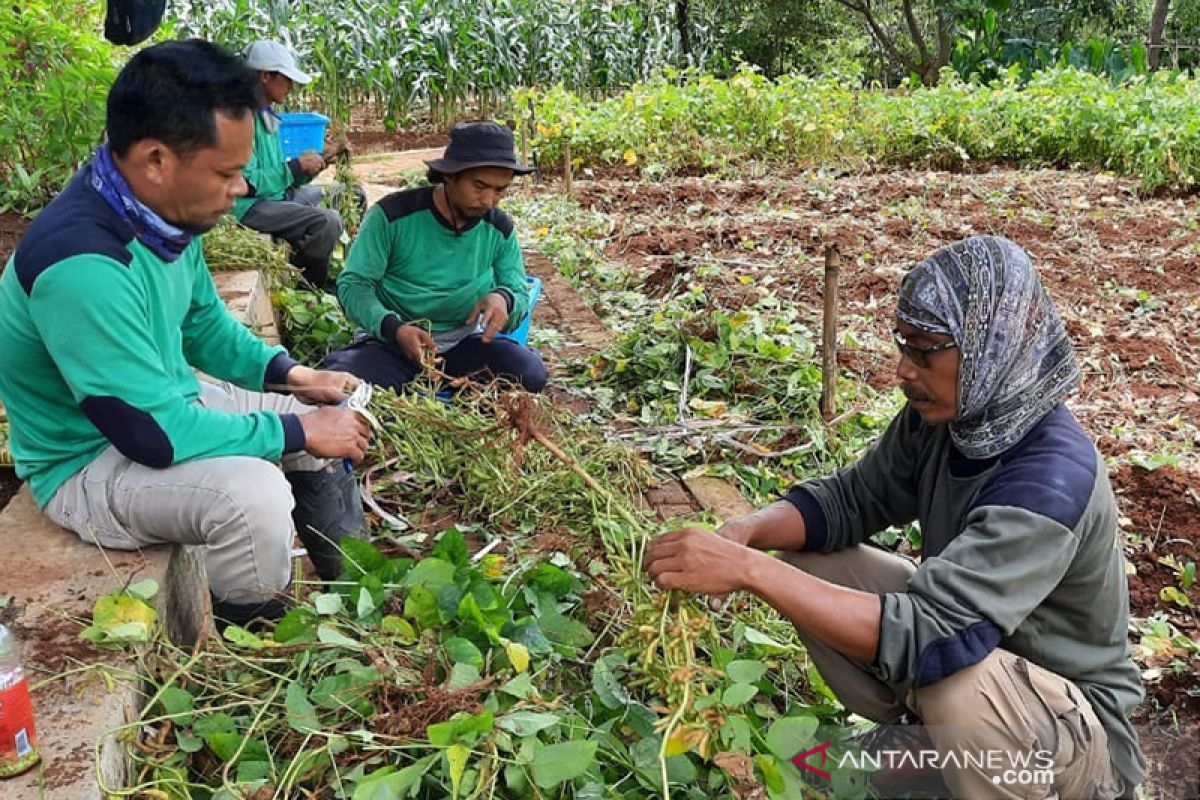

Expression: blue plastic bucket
xmin=498 ymin=276 xmax=543 ymax=347
xmin=278 ymin=112 xmax=330 ymax=159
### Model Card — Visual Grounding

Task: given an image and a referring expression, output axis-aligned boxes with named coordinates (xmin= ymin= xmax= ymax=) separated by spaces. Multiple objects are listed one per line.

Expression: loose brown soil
xmin=0 ymin=210 xmax=29 ymax=265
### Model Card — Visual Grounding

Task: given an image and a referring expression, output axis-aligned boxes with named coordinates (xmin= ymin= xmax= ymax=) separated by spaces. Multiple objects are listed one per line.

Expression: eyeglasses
xmin=892 ymin=330 xmax=957 ymax=368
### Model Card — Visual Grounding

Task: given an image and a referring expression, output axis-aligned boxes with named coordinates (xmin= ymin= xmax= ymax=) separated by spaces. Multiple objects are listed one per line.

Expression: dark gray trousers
xmin=239 ymin=184 xmax=345 ymax=287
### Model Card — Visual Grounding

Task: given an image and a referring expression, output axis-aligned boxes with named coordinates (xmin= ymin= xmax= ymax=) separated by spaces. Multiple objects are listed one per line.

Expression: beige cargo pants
xmin=44 ymin=382 xmax=327 ymax=603
xmin=781 ymin=546 xmax=1125 ymax=800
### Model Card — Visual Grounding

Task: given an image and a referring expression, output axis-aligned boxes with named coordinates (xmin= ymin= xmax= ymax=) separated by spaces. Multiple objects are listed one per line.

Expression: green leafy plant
xmin=273 ymin=286 xmax=355 ymax=365
xmin=521 ymin=67 xmax=1200 ymax=192
xmin=0 ymin=2 xmax=118 ymax=214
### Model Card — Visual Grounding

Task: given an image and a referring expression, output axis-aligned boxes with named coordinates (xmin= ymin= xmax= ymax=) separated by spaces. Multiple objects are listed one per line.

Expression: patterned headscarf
xmin=896 ymin=236 xmax=1079 ymax=459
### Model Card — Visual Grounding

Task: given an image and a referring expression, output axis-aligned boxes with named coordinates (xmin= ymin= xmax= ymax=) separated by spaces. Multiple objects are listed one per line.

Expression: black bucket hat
xmin=424 ymin=121 xmax=534 ymax=175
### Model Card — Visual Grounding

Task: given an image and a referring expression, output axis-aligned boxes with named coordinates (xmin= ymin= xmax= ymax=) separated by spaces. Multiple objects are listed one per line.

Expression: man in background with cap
xmin=323 ymin=121 xmax=547 ymax=393
xmin=234 ymin=40 xmax=360 ymax=288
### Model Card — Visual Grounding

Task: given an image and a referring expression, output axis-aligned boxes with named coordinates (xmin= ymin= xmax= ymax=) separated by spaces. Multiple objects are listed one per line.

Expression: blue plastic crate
xmin=498 ymin=276 xmax=543 ymax=347
xmin=278 ymin=112 xmax=330 ymax=159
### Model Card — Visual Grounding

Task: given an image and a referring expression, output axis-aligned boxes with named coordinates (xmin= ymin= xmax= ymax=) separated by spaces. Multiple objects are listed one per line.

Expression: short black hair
xmin=426 ymin=168 xmax=447 ymax=184
xmin=106 ymin=39 xmax=259 ymax=158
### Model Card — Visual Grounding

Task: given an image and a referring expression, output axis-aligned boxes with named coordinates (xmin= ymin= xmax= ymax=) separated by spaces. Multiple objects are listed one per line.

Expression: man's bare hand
xmin=466 ymin=292 xmax=510 ymax=343
xmin=298 ymin=151 xmax=326 ymax=176
xmin=699 ymin=516 xmax=760 ymax=610
xmin=299 ymin=406 xmax=370 ymax=461
xmin=395 ymin=324 xmax=436 ymax=364
xmin=644 ymin=527 xmax=751 ymax=596
xmin=285 ymin=365 xmax=359 ymax=405
xmin=322 ymin=135 xmax=351 ymax=162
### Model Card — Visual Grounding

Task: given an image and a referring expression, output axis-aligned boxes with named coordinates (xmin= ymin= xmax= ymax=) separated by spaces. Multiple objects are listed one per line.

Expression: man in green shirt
xmin=0 ymin=40 xmax=371 ymax=629
xmin=323 ymin=122 xmax=547 ymax=393
xmin=234 ymin=40 xmax=360 ymax=289
xmin=645 ymin=237 xmax=1144 ymax=798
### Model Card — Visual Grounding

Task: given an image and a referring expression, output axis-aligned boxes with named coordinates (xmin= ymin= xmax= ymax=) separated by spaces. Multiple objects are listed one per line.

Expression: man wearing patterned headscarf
xmin=644 ymin=236 xmax=1144 ymax=799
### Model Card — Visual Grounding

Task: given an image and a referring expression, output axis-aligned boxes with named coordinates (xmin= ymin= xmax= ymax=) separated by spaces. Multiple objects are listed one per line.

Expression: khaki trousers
xmin=781 ymin=546 xmax=1123 ymax=799
xmin=45 ymin=382 xmax=326 ymax=603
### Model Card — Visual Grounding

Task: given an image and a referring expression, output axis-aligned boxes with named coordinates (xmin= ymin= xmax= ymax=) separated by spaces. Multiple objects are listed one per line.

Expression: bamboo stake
xmin=522 ymin=97 xmax=532 ymax=169
xmin=820 ymin=245 xmax=841 ymax=421
xmin=563 ymin=137 xmax=573 ymax=197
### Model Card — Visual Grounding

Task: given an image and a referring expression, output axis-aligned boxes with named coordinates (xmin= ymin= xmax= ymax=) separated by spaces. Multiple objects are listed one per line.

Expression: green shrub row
xmin=522 ymin=67 xmax=1200 ymax=192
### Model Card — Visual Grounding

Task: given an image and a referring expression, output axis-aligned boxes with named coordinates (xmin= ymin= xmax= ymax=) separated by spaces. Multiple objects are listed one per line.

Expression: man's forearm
xmin=742 ymin=549 xmax=882 ymax=664
xmin=738 ymin=500 xmax=809 ymax=551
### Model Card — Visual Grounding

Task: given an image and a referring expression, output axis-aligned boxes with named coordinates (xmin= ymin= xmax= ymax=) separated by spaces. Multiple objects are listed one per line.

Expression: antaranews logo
xmin=791 ymin=740 xmax=834 ymax=781
xmin=788 ymin=728 xmax=1056 ymax=797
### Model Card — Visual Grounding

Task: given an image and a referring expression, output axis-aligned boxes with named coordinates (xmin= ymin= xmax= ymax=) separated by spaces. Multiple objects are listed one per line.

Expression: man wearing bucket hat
xmin=323 ymin=121 xmax=547 ymax=394
xmin=233 ymin=40 xmax=362 ymax=289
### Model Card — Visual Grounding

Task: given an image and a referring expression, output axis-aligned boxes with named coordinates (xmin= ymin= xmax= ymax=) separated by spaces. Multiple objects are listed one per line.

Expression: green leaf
xmin=126 ymin=578 xmax=159 ymax=601
xmin=193 ymin=713 xmax=236 ymax=737
xmin=237 ymin=758 xmax=271 ymax=783
xmin=314 ymin=592 xmax=345 ymax=616
xmin=504 ymin=639 xmax=530 ymax=672
xmin=526 ymin=563 xmax=582 ymax=597
xmin=286 ymin=681 xmax=320 ymax=734
xmin=444 ymin=636 xmax=484 ymax=669
xmin=427 ymin=710 xmax=494 ymax=747
xmin=531 ymin=740 xmax=598 ymax=789
xmin=497 ymin=711 xmax=560 ymax=737
xmin=381 ymin=615 xmax=418 ymax=644
xmin=204 ymin=732 xmax=242 ymax=762
xmin=432 ymin=528 xmax=470 ymax=567
xmin=756 ymin=754 xmax=784 ymax=793
xmin=274 ymin=607 xmax=319 ymax=643
xmin=721 ymin=682 xmax=759 ymax=707
xmin=742 ymin=626 xmax=791 ymax=654
xmin=500 ymin=673 xmax=535 ymax=699
xmin=447 ymin=662 xmax=482 ymax=689
xmin=175 ymin=729 xmax=204 ymax=753
xmin=765 ymin=715 xmax=818 ymax=762
xmin=342 ymin=538 xmax=388 ymax=579
xmin=312 ymin=673 xmax=362 ymax=711
xmin=720 ymin=715 xmax=754 ymax=752
xmin=317 ymin=624 xmax=362 ymax=650
xmin=403 ymin=557 xmax=457 ymax=593
xmin=592 ymin=653 xmax=632 ymax=709
xmin=223 ymin=625 xmax=268 ymax=649
xmin=357 ymin=588 xmax=377 ymax=618
xmin=538 ymin=609 xmax=594 ymax=650
xmin=446 ymin=743 xmax=470 ymax=797
xmin=503 ymin=619 xmax=553 ymax=654
xmin=157 ymin=686 xmax=195 ymax=726
xmin=725 ymin=659 xmax=767 ymax=684
xmin=79 ymin=592 xmax=158 ymax=647
xmin=404 ymin=585 xmax=440 ymax=628
xmin=353 ymin=754 xmax=438 ymax=800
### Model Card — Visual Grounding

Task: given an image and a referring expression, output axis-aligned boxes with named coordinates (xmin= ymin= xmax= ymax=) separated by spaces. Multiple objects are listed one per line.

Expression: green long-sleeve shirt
xmin=231 ymin=109 xmax=311 ymax=220
xmin=786 ymin=404 xmax=1145 ymax=792
xmin=0 ymin=165 xmax=305 ymax=507
xmin=336 ymin=187 xmax=529 ymax=345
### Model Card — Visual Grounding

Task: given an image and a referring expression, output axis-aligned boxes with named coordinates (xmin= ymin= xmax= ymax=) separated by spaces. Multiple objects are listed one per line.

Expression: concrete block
xmin=212 ymin=269 xmax=280 ymax=345
xmin=0 ymin=487 xmax=208 ymax=799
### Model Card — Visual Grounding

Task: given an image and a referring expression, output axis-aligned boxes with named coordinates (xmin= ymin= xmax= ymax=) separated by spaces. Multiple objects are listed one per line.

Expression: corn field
xmin=168 ymin=0 xmax=722 ymax=127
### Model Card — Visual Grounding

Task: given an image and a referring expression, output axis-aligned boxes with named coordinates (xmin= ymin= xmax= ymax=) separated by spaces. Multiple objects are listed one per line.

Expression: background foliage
xmin=0 ymin=3 xmax=118 ymax=214
xmin=523 ymin=67 xmax=1200 ymax=192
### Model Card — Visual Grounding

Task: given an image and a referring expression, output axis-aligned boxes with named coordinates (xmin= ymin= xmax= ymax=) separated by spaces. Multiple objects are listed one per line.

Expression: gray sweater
xmin=787 ymin=404 xmax=1145 ymax=791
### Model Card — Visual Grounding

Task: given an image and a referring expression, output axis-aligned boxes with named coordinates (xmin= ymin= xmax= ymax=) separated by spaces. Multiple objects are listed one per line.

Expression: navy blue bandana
xmin=90 ymin=144 xmax=192 ymax=262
